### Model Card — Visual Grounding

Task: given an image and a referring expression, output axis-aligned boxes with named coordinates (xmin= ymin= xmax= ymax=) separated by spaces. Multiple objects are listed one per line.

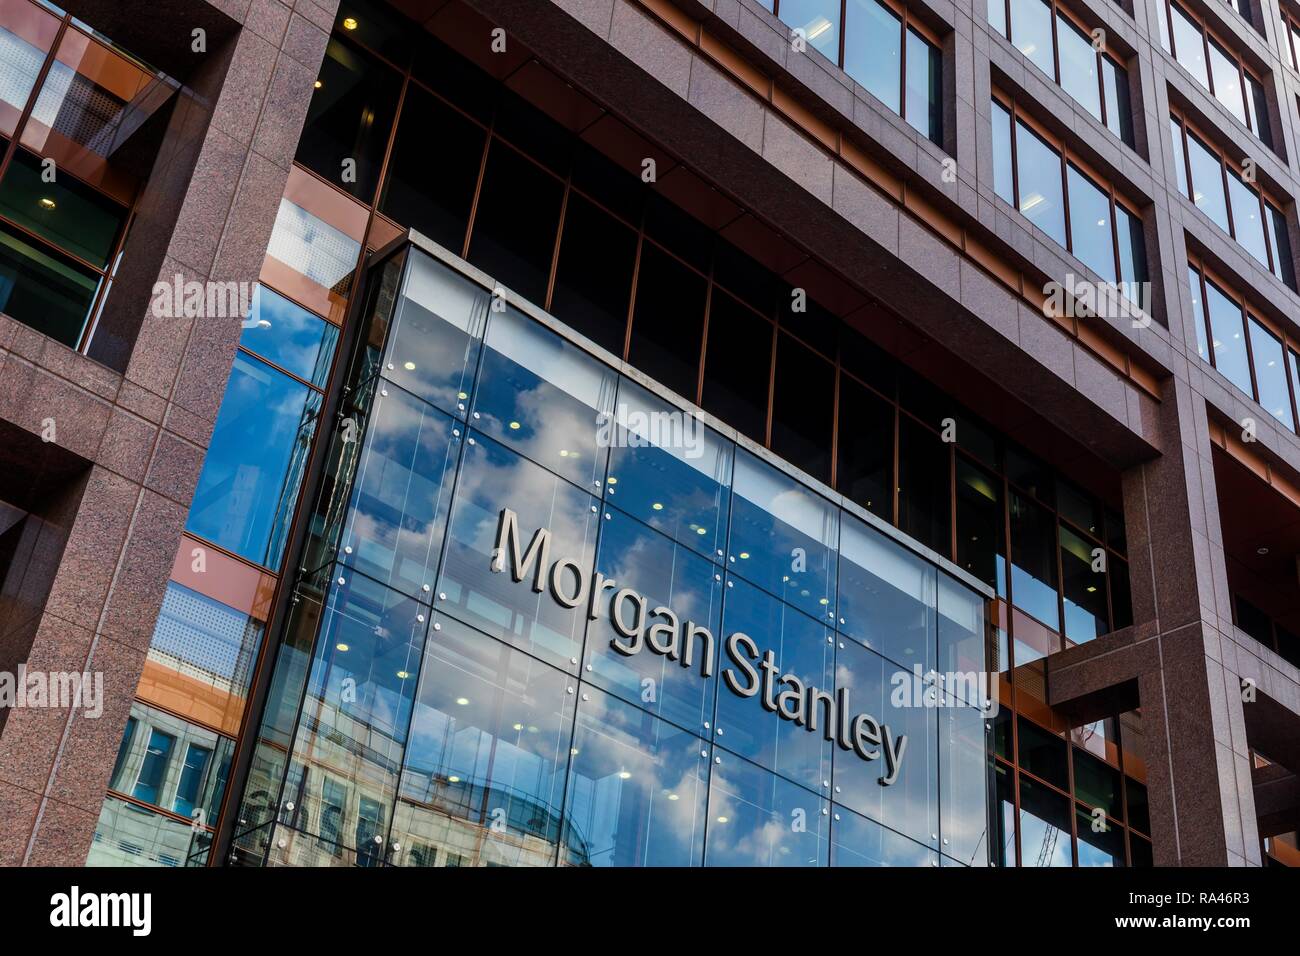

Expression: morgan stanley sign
xmin=489 ymin=508 xmax=907 ymax=785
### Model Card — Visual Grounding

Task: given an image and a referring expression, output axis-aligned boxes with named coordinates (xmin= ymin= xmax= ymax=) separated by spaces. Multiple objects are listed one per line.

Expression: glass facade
xmin=230 ymin=243 xmax=996 ymax=868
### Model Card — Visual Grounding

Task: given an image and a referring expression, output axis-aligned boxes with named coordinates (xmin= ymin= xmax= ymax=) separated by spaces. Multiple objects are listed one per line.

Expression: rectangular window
xmin=1185 ymin=130 xmax=1229 ymax=232
xmin=172 ymin=743 xmax=212 ymax=819
xmin=1204 ymin=277 xmax=1252 ymax=396
xmin=1056 ymin=14 xmax=1101 ymax=122
xmin=1014 ymin=119 xmax=1066 ymax=245
xmin=904 ymin=26 xmax=942 ymax=144
xmin=1248 ymin=318 xmax=1294 ymax=430
xmin=992 ymin=99 xmax=1015 ymax=205
xmin=1170 ymin=3 xmax=1209 ymax=88
xmin=1227 ymin=170 xmax=1269 ymax=269
xmin=132 ymin=728 xmax=175 ymax=807
xmin=1010 ymin=0 xmax=1055 ymax=76
xmin=845 ymin=0 xmax=901 ymax=114
xmin=1067 ymin=163 xmax=1116 ymax=281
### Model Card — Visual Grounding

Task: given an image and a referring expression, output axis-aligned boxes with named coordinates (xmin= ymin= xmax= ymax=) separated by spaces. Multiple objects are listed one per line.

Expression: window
xmin=1188 ymin=262 xmax=1300 ymax=432
xmin=988 ymin=0 xmax=1136 ymax=147
xmin=132 ymin=728 xmax=175 ymax=806
xmin=1170 ymin=113 xmax=1295 ymax=289
xmin=782 ymin=0 xmax=945 ymax=145
xmin=992 ymin=94 xmax=1147 ymax=299
xmin=1155 ymin=0 xmax=1272 ymax=148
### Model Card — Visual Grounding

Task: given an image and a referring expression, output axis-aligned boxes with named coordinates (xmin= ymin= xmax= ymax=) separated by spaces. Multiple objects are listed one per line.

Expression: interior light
xmin=805 ymin=16 xmax=831 ymax=40
xmin=336 ymin=643 xmax=350 ymax=652
xmin=570 ymin=748 xmax=580 ymax=756
xmin=396 ymin=670 xmax=410 ymax=679
xmin=448 ymin=775 xmax=460 ymax=783
xmin=458 ymin=391 xmax=469 ymax=400
xmin=696 ymin=527 xmax=707 ymax=535
xmin=455 ymin=697 xmax=470 ymax=706
xmin=716 ymin=816 xmax=729 ymax=823
xmin=618 ymin=771 xmax=631 ymax=779
xmin=819 ymin=597 xmax=829 ymax=605
xmin=403 ymin=361 xmax=416 ymax=371
xmin=513 ymin=723 xmax=524 ymax=731
xmin=342 ymin=16 xmax=359 ymax=30
xmin=559 ymin=449 xmax=569 ymax=457
xmin=652 ymin=502 xmax=664 ymax=511
xmin=739 ymin=552 xmax=750 ymax=559
xmin=257 ymin=319 xmax=272 ymax=329
xmin=38 ymin=197 xmax=56 ymax=210
xmin=1258 ymin=546 xmax=1270 ymax=555
xmin=314 ymin=80 xmax=323 ymax=89
xmin=1021 ymin=194 xmax=1044 ymax=212
xmin=1085 ymin=586 xmax=1097 ymax=593
xmin=607 ymin=476 xmax=618 ymax=484
xmin=666 ymin=793 xmax=680 ymax=801
xmin=509 ymin=421 xmax=520 ymax=430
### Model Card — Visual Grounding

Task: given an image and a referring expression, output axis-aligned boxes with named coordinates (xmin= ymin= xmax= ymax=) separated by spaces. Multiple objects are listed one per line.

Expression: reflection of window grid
xmin=266 ymin=198 xmax=361 ymax=290
xmin=148 ymin=582 xmax=261 ymax=694
xmin=0 ymin=28 xmax=45 ymax=113
xmin=31 ymin=62 xmax=128 ymax=154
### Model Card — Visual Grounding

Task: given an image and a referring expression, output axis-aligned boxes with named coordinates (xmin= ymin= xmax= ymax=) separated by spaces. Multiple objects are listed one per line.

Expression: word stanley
xmin=490 ymin=508 xmax=907 ymax=785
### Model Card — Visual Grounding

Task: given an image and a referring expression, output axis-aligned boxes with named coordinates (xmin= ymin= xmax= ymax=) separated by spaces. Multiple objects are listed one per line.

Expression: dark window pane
xmin=1189 ymin=266 xmax=1209 ymax=362
xmin=0 ymin=147 xmax=125 ymax=265
xmin=1067 ymin=163 xmax=1116 ymax=281
xmin=1057 ymin=15 xmax=1101 ymax=122
xmin=838 ymin=318 xmax=897 ymax=397
xmin=1057 ymin=480 xmax=1101 ymax=537
xmin=1075 ymin=803 xmax=1125 ymax=866
xmin=1018 ymin=777 xmax=1072 ymax=865
xmin=1074 ymin=748 xmax=1122 ymax=818
xmin=1126 ymin=777 xmax=1149 ymax=834
xmin=1115 ymin=204 xmax=1147 ymax=310
xmin=701 ymin=288 xmax=770 ymax=442
xmin=1249 ymin=318 xmax=1292 ymax=429
xmin=1170 ymin=118 xmax=1188 ymax=197
xmin=0 ymin=219 xmax=101 ymax=347
xmin=1205 ymin=278 xmax=1252 ymax=395
xmin=1266 ymin=201 xmax=1296 ymax=289
xmin=904 ymin=28 xmax=942 ymax=145
xmin=1014 ymin=120 xmax=1066 ymax=245
xmin=630 ymin=242 xmax=707 ymax=402
xmin=836 ymin=374 xmax=894 ymax=521
xmin=1061 ymin=523 xmax=1109 ymax=643
xmin=1009 ymin=489 xmax=1060 ymax=631
xmin=1101 ymin=57 xmax=1133 ymax=145
xmin=1245 ymin=73 xmax=1270 ymax=146
xmin=771 ymin=332 xmax=834 ymax=483
xmin=491 ymin=86 xmax=572 ymax=176
xmin=187 ymin=353 xmax=322 ymax=568
xmin=991 ymin=761 xmax=1015 ymax=866
xmin=1005 ymin=445 xmax=1053 ymax=505
xmin=897 ymin=416 xmax=951 ymax=556
xmin=241 ymin=285 xmax=338 ymax=387
xmin=1235 ymin=594 xmax=1271 ymax=644
xmin=956 ymin=458 xmax=1004 ymax=592
xmin=133 ymin=728 xmax=175 ymax=806
xmin=295 ymin=38 xmax=401 ymax=203
xmin=713 ymin=240 xmax=778 ymax=317
xmin=1017 ymin=718 xmax=1068 ymax=788
xmin=378 ymin=84 xmax=485 ymax=254
xmin=571 ymin=141 xmax=643 ymax=225
xmin=642 ymin=194 xmax=712 ymax=273
xmin=1010 ymin=0 xmax=1055 ymax=77
xmin=845 ymin=0 xmax=901 ymax=113
xmin=550 ymin=194 xmax=636 ymax=355
xmin=466 ymin=141 xmax=563 ymax=305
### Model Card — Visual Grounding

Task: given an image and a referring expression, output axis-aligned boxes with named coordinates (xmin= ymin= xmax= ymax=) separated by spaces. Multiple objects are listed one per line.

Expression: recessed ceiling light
xmin=38 ymin=197 xmax=55 ymax=210
xmin=652 ymin=502 xmax=663 ymax=510
xmin=509 ymin=421 xmax=520 ymax=430
xmin=342 ymin=17 xmax=359 ymax=30
xmin=403 ymin=361 xmax=415 ymax=370
xmin=716 ymin=815 xmax=729 ymax=823
xmin=1258 ymin=546 xmax=1270 ymax=555
xmin=618 ymin=771 xmax=631 ymax=779
xmin=455 ymin=697 xmax=470 ymax=706
xmin=396 ymin=670 xmax=410 ymax=679
xmin=448 ymin=775 xmax=460 ymax=783
xmin=666 ymin=793 xmax=679 ymax=801
xmin=336 ymin=643 xmax=349 ymax=652
xmin=314 ymin=80 xmax=323 ymax=89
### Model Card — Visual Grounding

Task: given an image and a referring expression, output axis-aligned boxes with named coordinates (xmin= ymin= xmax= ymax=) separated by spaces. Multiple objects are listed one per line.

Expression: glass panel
xmin=0 ymin=216 xmax=100 ymax=346
xmin=779 ymin=0 xmax=841 ymax=61
xmin=1058 ymin=480 xmax=1101 ymax=536
xmin=1207 ymin=38 xmax=1246 ymax=126
xmin=0 ymin=146 xmax=124 ymax=265
xmin=992 ymin=99 xmax=1015 ymax=206
xmin=831 ymin=638 xmax=938 ymax=848
xmin=337 ymin=385 xmax=458 ymax=600
xmin=391 ymin=615 xmax=573 ymax=869
xmin=897 ymin=415 xmax=950 ymax=555
xmin=1170 ymin=3 xmax=1208 ymax=88
xmin=1075 ymin=803 xmax=1125 ymax=865
xmin=1266 ymin=201 xmax=1296 ymax=289
xmin=437 ymin=432 xmax=600 ymax=672
xmin=839 ymin=512 xmax=937 ymax=670
xmin=605 ymin=377 xmax=733 ymax=561
xmin=584 ymin=507 xmax=722 ymax=732
xmin=132 ymin=728 xmax=174 ymax=805
xmin=831 ymin=804 xmax=937 ymax=865
xmin=283 ymin=574 xmax=424 ymax=854
xmin=1205 ymin=278 xmax=1252 ymax=395
xmin=173 ymin=743 xmax=213 ymax=818
xmin=1226 ymin=171 xmax=1268 ymax=268
xmin=475 ymin=306 xmax=616 ymax=490
xmin=377 ymin=84 xmax=485 ymax=253
xmin=955 ymin=458 xmax=1003 ymax=593
xmin=1009 ymin=490 xmax=1060 ymax=632
xmin=701 ymin=288 xmax=770 ymax=444
xmin=264 ymin=196 xmax=362 ymax=324
xmin=466 ymin=141 xmax=564 ymax=305
xmin=836 ymin=374 xmax=893 ymax=522
xmin=1066 ymin=163 xmax=1116 ymax=281
xmin=1170 ymin=117 xmax=1188 ymax=197
xmin=1018 ymin=717 xmax=1068 ymax=787
xmin=87 ymin=795 xmax=209 ymax=868
xmin=1126 ymin=776 xmax=1150 ymax=833
xmin=562 ymin=685 xmax=709 ymax=866
xmin=938 ymin=572 xmax=987 ymax=693
xmin=1014 ymin=120 xmax=1067 ymax=246
xmin=0 ymin=0 xmax=60 ymax=135
xmin=1074 ymin=747 xmax=1122 ymax=817
xmin=1114 ymin=203 xmax=1147 ymax=309
xmin=1186 ymin=132 xmax=1229 ymax=232
xmin=1057 ymin=15 xmax=1101 ymax=123
xmin=381 ymin=250 xmax=488 ymax=418
xmin=241 ymin=285 xmax=338 ymax=387
xmin=1009 ymin=0 xmax=1055 ymax=78
xmin=186 ymin=353 xmax=322 ymax=569
xmin=1249 ymin=318 xmax=1293 ymax=429
xmin=294 ymin=38 xmax=401 ymax=202
xmin=550 ymin=192 xmax=636 ymax=355
xmin=988 ymin=0 xmax=1007 ymax=37
xmin=1189 ymin=266 xmax=1209 ymax=362
xmin=1060 ymin=523 xmax=1109 ymax=644
xmin=705 ymin=752 xmax=831 ymax=866
xmin=714 ymin=574 xmax=834 ymax=790
xmin=1101 ymin=57 xmax=1133 ymax=145
xmin=728 ymin=448 xmax=838 ymax=621
xmin=772 ymin=332 xmax=834 ymax=484
xmin=904 ymin=28 xmax=942 ymax=145
xmin=1018 ymin=777 xmax=1072 ymax=865
xmin=939 ymin=704 xmax=990 ymax=865
xmin=1156 ymin=0 xmax=1171 ymax=51
xmin=629 ymin=242 xmax=707 ymax=402
xmin=844 ymin=0 xmax=901 ymax=114
xmin=1245 ymin=72 xmax=1269 ymax=145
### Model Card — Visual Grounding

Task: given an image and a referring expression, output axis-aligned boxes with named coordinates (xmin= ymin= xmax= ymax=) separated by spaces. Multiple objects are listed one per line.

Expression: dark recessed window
xmin=466 ymin=140 xmax=564 ymax=305
xmin=295 ymin=37 xmax=401 ymax=203
xmin=1010 ymin=489 xmax=1061 ymax=631
xmin=0 ymin=147 xmax=125 ymax=267
xmin=771 ymin=332 xmax=834 ymax=483
xmin=897 ymin=414 xmax=950 ymax=555
xmin=550 ymin=193 xmax=637 ymax=355
xmin=956 ymin=457 xmax=1004 ymax=592
xmin=836 ymin=373 xmax=893 ymax=520
xmin=0 ymin=219 xmax=102 ymax=348
xmin=378 ymin=84 xmax=485 ymax=255
xmin=1017 ymin=717 xmax=1069 ymax=789
xmin=629 ymin=242 xmax=707 ymax=402
xmin=701 ymin=287 xmax=770 ymax=442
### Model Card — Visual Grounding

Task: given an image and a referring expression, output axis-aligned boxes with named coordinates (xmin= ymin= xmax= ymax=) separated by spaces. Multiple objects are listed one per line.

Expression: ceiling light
xmin=448 ymin=775 xmax=460 ymax=783
xmin=513 ymin=723 xmax=524 ymax=731
xmin=342 ymin=17 xmax=359 ymax=30
xmin=1257 ymin=546 xmax=1270 ymax=555
xmin=739 ymin=552 xmax=749 ymax=559
xmin=696 ymin=527 xmax=707 ymax=535
xmin=396 ymin=670 xmax=410 ymax=679
xmin=403 ymin=361 xmax=415 ymax=370
xmin=38 ymin=197 xmax=55 ymax=210
xmin=559 ymin=449 xmax=569 ymax=457
xmin=456 ymin=697 xmax=470 ymax=706
xmin=607 ymin=476 xmax=618 ymax=484
xmin=618 ymin=771 xmax=631 ymax=779
xmin=509 ymin=421 xmax=520 ymax=430
xmin=666 ymin=793 xmax=679 ymax=801
xmin=314 ymin=80 xmax=323 ymax=89
xmin=716 ymin=815 xmax=729 ymax=823
xmin=652 ymin=502 xmax=663 ymax=511
xmin=336 ymin=643 xmax=349 ymax=652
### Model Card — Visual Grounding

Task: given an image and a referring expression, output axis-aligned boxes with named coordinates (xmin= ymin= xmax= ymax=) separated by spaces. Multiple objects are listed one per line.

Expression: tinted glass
xmin=1015 ymin=120 xmax=1067 ymax=245
xmin=629 ymin=242 xmax=707 ymax=402
xmin=845 ymin=0 xmax=900 ymax=113
xmin=904 ymin=28 xmax=942 ymax=145
xmin=1060 ymin=523 xmax=1108 ymax=643
xmin=1115 ymin=204 xmax=1147 ymax=308
xmin=1009 ymin=490 xmax=1060 ymax=632
xmin=1057 ymin=15 xmax=1101 ymax=123
xmin=0 ymin=217 xmax=100 ymax=346
xmin=1266 ymin=201 xmax=1296 ymax=289
xmin=1010 ymin=0 xmax=1055 ymax=77
xmin=241 ymin=285 xmax=338 ymax=387
xmin=1205 ymin=278 xmax=1252 ymax=395
xmin=772 ymin=332 xmax=834 ymax=484
xmin=1101 ymin=57 xmax=1133 ymax=145
xmin=705 ymin=752 xmax=831 ymax=866
xmin=992 ymin=99 xmax=1015 ymax=205
xmin=836 ymin=374 xmax=894 ymax=521
xmin=897 ymin=415 xmax=950 ymax=554
xmin=1249 ymin=318 xmax=1292 ymax=429
xmin=701 ymin=289 xmax=771 ymax=443
xmin=1067 ymin=164 xmax=1115 ymax=281
xmin=1019 ymin=777 xmax=1072 ymax=865
xmin=955 ymin=458 xmax=1003 ymax=592
xmin=550 ymin=193 xmax=636 ymax=355
xmin=0 ymin=146 xmax=124 ymax=265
